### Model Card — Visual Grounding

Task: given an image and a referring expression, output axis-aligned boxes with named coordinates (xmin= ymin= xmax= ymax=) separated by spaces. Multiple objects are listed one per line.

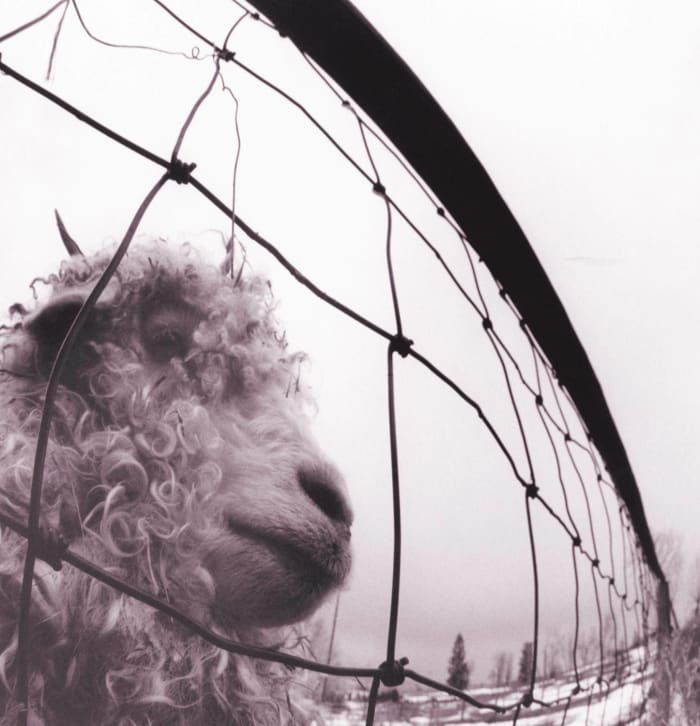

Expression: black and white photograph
xmin=0 ymin=1 xmax=698 ymax=724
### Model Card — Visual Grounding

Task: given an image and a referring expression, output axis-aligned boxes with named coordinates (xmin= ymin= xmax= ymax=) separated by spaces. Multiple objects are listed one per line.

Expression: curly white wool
xmin=0 ymin=241 xmax=352 ymax=725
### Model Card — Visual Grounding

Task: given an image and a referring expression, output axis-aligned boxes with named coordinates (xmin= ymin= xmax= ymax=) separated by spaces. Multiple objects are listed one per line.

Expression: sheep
xmin=0 ymin=231 xmax=353 ymax=725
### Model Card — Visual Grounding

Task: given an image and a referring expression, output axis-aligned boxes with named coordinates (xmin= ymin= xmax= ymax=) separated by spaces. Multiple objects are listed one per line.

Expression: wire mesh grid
xmin=0 ymin=1 xmax=665 ymax=724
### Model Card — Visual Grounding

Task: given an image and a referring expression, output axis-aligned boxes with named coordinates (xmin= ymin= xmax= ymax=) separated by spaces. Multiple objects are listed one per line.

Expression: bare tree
xmin=654 ymin=530 xmax=684 ymax=602
xmin=490 ymin=652 xmax=513 ymax=688
xmin=576 ymin=629 xmax=600 ymax=670
xmin=517 ymin=642 xmax=534 ymax=686
xmin=690 ymin=556 xmax=700 ymax=618
xmin=540 ymin=639 xmax=564 ymax=681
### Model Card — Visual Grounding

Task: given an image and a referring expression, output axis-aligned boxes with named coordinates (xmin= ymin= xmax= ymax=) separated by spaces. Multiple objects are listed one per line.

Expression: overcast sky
xmin=1 ymin=0 xmax=699 ymax=687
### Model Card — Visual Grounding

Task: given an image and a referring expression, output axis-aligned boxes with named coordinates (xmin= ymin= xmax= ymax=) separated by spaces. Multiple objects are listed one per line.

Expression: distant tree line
xmin=448 ymin=637 xmax=534 ymax=690
xmin=448 ymin=636 xmax=577 ymax=690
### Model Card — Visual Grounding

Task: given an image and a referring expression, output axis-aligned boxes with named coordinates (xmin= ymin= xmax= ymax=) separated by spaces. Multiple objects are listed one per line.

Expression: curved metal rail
xmin=246 ymin=0 xmax=664 ymax=582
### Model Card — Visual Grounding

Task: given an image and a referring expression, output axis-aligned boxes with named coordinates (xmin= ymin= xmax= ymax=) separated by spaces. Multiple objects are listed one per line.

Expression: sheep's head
xmin=0 ymin=241 xmax=352 ymax=635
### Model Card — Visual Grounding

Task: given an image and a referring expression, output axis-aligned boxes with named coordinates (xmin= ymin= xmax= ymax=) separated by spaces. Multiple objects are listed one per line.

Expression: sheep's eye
xmin=142 ymin=305 xmax=198 ymax=362
xmin=150 ymin=326 xmax=188 ymax=360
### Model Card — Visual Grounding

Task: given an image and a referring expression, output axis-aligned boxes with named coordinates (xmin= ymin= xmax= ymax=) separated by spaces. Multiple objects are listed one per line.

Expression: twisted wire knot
xmin=218 ymin=49 xmax=235 ymax=62
xmin=390 ymin=334 xmax=413 ymax=358
xmin=33 ymin=525 xmax=67 ymax=572
xmin=379 ymin=657 xmax=409 ymax=687
xmin=168 ymin=158 xmax=197 ymax=184
xmin=525 ymin=483 xmax=539 ymax=499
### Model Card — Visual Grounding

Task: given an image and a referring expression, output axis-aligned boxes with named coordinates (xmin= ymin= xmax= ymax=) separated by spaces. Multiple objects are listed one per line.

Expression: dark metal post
xmin=655 ymin=579 xmax=672 ymax=725
xmin=321 ymin=592 xmax=341 ymax=702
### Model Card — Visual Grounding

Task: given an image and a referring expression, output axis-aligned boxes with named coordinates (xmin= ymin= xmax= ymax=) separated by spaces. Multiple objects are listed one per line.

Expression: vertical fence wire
xmin=15 ymin=172 xmax=171 ymax=725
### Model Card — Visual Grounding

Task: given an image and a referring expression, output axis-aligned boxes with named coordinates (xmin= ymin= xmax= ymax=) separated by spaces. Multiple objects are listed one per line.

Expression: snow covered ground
xmin=304 ymin=659 xmax=651 ymax=726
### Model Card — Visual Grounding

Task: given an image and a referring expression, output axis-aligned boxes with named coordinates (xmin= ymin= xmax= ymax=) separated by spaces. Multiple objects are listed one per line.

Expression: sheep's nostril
xmin=298 ymin=467 xmax=352 ymax=526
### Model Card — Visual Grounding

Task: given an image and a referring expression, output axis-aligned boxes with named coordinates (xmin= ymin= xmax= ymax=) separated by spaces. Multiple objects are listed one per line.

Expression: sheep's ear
xmin=23 ymin=293 xmax=98 ymax=376
xmin=24 ymin=293 xmax=87 ymax=348
xmin=54 ymin=210 xmax=84 ymax=257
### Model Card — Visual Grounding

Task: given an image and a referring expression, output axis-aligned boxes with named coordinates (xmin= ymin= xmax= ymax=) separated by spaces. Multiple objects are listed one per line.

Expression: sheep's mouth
xmin=208 ymin=516 xmax=351 ymax=627
xmin=225 ymin=517 xmax=351 ymax=586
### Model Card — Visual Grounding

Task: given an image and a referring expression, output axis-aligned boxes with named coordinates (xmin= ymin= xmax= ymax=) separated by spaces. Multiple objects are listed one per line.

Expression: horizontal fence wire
xmin=0 ymin=2 xmax=662 ymax=724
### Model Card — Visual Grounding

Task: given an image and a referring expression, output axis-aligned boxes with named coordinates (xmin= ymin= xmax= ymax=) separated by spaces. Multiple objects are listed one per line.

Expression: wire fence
xmin=0 ymin=2 xmax=666 ymax=724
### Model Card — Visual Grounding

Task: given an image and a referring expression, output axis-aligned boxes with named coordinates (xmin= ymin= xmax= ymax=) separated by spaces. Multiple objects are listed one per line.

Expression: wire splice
xmin=389 ymin=334 xmax=413 ymax=358
xmin=218 ymin=48 xmax=235 ymax=62
xmin=168 ymin=158 xmax=197 ymax=184
xmin=33 ymin=525 xmax=67 ymax=571
xmin=379 ymin=657 xmax=408 ymax=687
xmin=525 ymin=483 xmax=539 ymax=499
